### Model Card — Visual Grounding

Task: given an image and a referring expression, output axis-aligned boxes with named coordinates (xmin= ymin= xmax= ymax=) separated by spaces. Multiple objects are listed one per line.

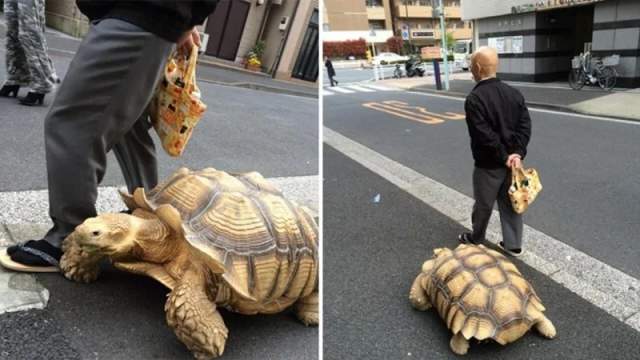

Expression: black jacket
xmin=325 ymin=60 xmax=336 ymax=77
xmin=464 ymin=78 xmax=532 ymax=169
xmin=76 ymin=0 xmax=219 ymax=42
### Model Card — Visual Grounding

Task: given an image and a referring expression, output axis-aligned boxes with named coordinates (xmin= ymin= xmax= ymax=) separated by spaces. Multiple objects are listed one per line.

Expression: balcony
xmin=395 ymin=5 xmax=461 ymax=19
xmin=367 ymin=6 xmax=387 ymax=21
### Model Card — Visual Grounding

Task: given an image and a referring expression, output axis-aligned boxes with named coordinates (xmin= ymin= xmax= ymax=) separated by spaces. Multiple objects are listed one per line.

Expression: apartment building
xmin=323 ymin=0 xmax=394 ymax=53
xmin=323 ymin=0 xmax=472 ymax=54
xmin=393 ymin=0 xmax=472 ymax=50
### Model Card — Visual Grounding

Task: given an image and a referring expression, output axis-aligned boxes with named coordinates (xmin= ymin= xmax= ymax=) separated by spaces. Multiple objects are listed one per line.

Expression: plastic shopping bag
xmin=150 ymin=46 xmax=207 ymax=157
xmin=508 ymin=165 xmax=542 ymax=214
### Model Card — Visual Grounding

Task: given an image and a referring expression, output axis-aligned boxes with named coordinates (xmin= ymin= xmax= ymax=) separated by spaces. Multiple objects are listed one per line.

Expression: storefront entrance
xmin=204 ymin=0 xmax=250 ymax=61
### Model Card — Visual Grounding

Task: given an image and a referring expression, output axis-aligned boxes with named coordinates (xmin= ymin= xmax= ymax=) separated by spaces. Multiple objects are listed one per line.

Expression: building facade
xmin=322 ymin=0 xmax=394 ymax=53
xmin=42 ymin=0 xmax=318 ymax=82
xmin=322 ymin=0 xmax=472 ymax=54
xmin=393 ymin=0 xmax=472 ymax=49
xmin=462 ymin=0 xmax=640 ymax=87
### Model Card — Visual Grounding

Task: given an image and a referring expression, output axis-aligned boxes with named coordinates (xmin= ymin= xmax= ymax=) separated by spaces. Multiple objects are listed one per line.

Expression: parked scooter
xmin=405 ymin=56 xmax=425 ymax=78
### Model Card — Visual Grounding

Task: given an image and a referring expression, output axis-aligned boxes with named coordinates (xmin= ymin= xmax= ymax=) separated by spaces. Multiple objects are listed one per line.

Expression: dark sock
xmin=8 ymin=240 xmax=62 ymax=266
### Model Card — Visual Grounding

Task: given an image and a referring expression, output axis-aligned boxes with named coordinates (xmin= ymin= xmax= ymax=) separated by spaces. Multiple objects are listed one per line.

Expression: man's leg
xmin=3 ymin=0 xmax=31 ymax=87
xmin=470 ymin=167 xmax=505 ymax=243
xmin=16 ymin=0 xmax=55 ymax=94
xmin=113 ymin=111 xmax=159 ymax=194
xmin=9 ymin=19 xmax=172 ymax=266
xmin=497 ymin=169 xmax=523 ymax=250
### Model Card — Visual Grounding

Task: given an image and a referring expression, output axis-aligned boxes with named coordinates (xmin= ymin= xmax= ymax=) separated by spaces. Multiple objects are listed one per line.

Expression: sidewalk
xmin=0 ymin=13 xmax=318 ymax=98
xmin=379 ymin=74 xmax=640 ymax=121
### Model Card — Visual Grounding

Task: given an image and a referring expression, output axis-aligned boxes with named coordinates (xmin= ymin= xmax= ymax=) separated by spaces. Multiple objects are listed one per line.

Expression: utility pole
xmin=436 ymin=0 xmax=450 ymax=90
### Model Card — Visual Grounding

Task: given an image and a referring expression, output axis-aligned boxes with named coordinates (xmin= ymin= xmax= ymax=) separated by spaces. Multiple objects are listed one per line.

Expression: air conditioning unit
xmin=272 ymin=0 xmax=284 ymax=5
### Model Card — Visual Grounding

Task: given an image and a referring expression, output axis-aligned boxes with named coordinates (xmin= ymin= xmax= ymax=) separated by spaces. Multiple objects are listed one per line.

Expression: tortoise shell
xmin=126 ymin=167 xmax=318 ymax=304
xmin=426 ymin=244 xmax=546 ymax=344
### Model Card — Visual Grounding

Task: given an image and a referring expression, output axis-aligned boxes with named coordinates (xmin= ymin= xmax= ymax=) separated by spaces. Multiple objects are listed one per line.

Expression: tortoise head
xmin=72 ymin=213 xmax=135 ymax=255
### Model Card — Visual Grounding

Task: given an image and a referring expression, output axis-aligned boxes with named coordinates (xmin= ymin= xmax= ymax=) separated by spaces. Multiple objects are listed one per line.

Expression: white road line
xmin=406 ymin=91 xmax=640 ymax=126
xmin=365 ymin=84 xmax=396 ymax=91
xmin=331 ymin=87 xmax=356 ymax=94
xmin=346 ymin=85 xmax=376 ymax=92
xmin=324 ymin=127 xmax=640 ymax=331
xmin=0 ymin=175 xmax=319 ymax=225
xmin=323 ymin=89 xmax=335 ymax=96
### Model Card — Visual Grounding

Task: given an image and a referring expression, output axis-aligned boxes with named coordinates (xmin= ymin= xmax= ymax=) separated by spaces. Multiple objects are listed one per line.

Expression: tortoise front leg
xmin=60 ymin=232 xmax=103 ymax=283
xmin=294 ymin=291 xmax=319 ymax=326
xmin=166 ymin=269 xmax=228 ymax=359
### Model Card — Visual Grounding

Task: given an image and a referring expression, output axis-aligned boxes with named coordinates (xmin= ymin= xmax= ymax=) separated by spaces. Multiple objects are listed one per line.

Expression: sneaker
xmin=498 ymin=241 xmax=523 ymax=257
xmin=458 ymin=232 xmax=481 ymax=245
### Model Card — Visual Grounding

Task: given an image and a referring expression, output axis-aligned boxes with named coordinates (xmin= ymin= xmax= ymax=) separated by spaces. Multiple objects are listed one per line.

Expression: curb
xmin=198 ymin=78 xmax=317 ymax=99
xmin=198 ymin=58 xmax=271 ymax=78
xmin=409 ymin=87 xmax=639 ymax=122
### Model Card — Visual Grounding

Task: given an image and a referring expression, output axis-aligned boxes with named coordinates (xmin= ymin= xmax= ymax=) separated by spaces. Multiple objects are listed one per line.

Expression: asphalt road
xmin=323 ymin=145 xmax=640 ymax=360
xmin=0 ymin=43 xmax=318 ymax=192
xmin=323 ymin=88 xmax=640 ymax=279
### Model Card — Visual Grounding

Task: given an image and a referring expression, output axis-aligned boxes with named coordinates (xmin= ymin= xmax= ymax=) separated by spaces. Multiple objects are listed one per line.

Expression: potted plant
xmin=245 ymin=41 xmax=265 ymax=72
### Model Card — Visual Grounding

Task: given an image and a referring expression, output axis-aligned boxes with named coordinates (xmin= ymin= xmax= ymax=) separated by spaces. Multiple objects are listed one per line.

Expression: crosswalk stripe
xmin=364 ymin=84 xmax=395 ymax=91
xmin=330 ymin=87 xmax=356 ymax=94
xmin=345 ymin=85 xmax=375 ymax=92
xmin=323 ymin=90 xmax=334 ymax=96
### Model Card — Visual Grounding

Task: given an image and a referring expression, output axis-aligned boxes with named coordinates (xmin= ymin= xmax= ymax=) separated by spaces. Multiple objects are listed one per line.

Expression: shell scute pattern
xmin=429 ymin=244 xmax=543 ymax=342
xmin=143 ymin=168 xmax=317 ymax=304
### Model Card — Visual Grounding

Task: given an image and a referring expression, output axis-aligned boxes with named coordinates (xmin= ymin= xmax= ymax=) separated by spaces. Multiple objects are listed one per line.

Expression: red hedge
xmin=386 ymin=36 xmax=403 ymax=54
xmin=323 ymin=38 xmax=367 ymax=59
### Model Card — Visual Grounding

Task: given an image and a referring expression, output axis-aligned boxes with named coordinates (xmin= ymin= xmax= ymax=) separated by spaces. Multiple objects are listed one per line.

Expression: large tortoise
xmin=409 ymin=244 xmax=555 ymax=355
xmin=60 ymin=167 xmax=318 ymax=359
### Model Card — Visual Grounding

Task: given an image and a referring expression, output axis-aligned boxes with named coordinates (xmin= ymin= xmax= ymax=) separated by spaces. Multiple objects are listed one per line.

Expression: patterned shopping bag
xmin=150 ymin=46 xmax=207 ymax=157
xmin=508 ymin=165 xmax=542 ymax=214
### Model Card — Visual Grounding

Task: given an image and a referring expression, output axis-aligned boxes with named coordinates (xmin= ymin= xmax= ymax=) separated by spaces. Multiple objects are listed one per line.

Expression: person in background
xmin=458 ymin=46 xmax=532 ymax=257
xmin=1 ymin=0 xmax=218 ymax=272
xmin=0 ymin=0 xmax=59 ymax=106
xmin=325 ymin=56 xmax=338 ymax=87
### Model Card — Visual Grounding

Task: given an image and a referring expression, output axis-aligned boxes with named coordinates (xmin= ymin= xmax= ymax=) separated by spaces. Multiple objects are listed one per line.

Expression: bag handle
xmin=183 ymin=45 xmax=199 ymax=92
xmin=511 ymin=164 xmax=528 ymax=190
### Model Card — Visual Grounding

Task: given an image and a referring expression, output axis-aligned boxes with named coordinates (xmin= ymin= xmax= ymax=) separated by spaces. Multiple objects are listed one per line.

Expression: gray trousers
xmin=4 ymin=0 xmax=58 ymax=93
xmin=470 ymin=167 xmax=523 ymax=249
xmin=43 ymin=19 xmax=173 ymax=247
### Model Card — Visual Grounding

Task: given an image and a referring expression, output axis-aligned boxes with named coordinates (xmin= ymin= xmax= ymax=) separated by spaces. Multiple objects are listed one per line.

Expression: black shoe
xmin=498 ymin=241 xmax=523 ymax=257
xmin=19 ymin=92 xmax=45 ymax=106
xmin=7 ymin=239 xmax=62 ymax=267
xmin=458 ymin=232 xmax=481 ymax=245
xmin=0 ymin=84 xmax=20 ymax=97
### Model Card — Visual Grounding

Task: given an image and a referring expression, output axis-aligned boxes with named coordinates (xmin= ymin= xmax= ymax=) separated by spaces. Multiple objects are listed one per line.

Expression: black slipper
xmin=458 ymin=232 xmax=481 ymax=245
xmin=1 ymin=240 xmax=61 ymax=272
xmin=498 ymin=241 xmax=523 ymax=257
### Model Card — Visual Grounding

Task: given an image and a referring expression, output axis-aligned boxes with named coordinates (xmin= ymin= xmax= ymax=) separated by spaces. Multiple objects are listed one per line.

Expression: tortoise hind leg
xmin=294 ymin=291 xmax=318 ymax=326
xmin=165 ymin=270 xmax=228 ymax=359
xmin=450 ymin=333 xmax=470 ymax=355
xmin=535 ymin=315 xmax=556 ymax=339
xmin=409 ymin=273 xmax=432 ymax=311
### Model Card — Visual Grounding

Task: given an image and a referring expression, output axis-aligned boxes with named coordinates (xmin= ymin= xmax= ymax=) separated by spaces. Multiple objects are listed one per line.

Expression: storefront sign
xmin=511 ymin=0 xmax=605 ymax=14
xmin=421 ymin=46 xmax=441 ymax=59
xmin=489 ymin=36 xmax=524 ymax=54
xmin=412 ymin=31 xmax=435 ymax=38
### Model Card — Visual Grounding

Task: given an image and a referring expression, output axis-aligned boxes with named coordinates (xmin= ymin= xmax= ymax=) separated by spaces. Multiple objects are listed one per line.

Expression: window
xmin=366 ymin=0 xmax=383 ymax=6
xmin=368 ymin=20 xmax=385 ymax=30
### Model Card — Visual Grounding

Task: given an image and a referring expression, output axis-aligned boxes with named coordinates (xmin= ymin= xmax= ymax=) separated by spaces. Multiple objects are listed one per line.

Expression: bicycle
xmin=569 ymin=52 xmax=618 ymax=91
xmin=393 ymin=64 xmax=403 ymax=79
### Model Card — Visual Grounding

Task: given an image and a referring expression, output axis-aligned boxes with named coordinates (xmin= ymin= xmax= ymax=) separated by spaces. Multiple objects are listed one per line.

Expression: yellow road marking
xmin=362 ymin=100 xmax=465 ymax=125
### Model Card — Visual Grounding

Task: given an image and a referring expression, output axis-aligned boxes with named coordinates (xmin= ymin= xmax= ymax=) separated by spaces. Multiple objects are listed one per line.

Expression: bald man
xmin=458 ymin=46 xmax=532 ymax=257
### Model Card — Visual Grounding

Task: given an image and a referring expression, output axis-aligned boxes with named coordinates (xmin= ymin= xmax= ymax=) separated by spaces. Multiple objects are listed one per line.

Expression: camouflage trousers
xmin=3 ymin=0 xmax=58 ymax=93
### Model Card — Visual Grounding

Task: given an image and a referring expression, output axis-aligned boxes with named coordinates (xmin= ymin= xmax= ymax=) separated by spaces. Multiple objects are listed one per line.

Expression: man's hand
xmin=177 ymin=28 xmax=201 ymax=55
xmin=506 ymin=154 xmax=522 ymax=168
